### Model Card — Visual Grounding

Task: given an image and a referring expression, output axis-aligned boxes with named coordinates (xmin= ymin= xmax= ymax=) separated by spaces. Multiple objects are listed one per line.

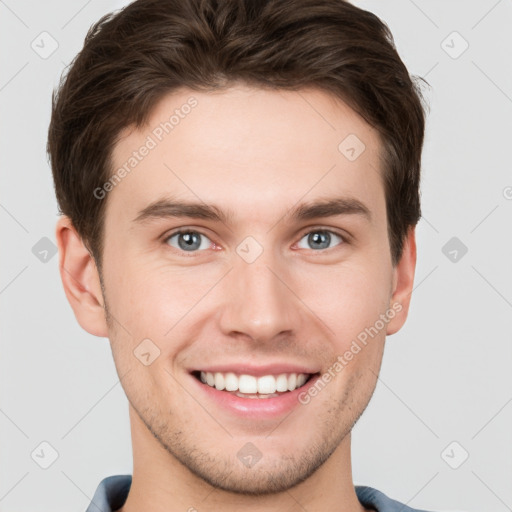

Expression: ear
xmin=386 ymin=226 xmax=417 ymax=336
xmin=55 ymin=215 xmax=109 ymax=338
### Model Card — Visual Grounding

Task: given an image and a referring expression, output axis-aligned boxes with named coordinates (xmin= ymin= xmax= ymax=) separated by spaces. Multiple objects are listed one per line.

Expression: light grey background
xmin=1 ymin=1 xmax=511 ymax=511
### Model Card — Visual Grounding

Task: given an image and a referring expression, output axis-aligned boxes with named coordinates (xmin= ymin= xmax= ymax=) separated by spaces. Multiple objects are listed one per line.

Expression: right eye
xmin=164 ymin=230 xmax=213 ymax=253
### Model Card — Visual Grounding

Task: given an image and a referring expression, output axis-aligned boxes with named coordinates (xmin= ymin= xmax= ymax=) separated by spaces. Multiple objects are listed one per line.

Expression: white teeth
xmin=224 ymin=372 xmax=238 ymax=391
xmin=239 ymin=374 xmax=258 ymax=394
xmin=206 ymin=372 xmax=215 ymax=387
xmin=199 ymin=371 xmax=311 ymax=394
xmin=257 ymin=375 xmax=276 ymax=394
xmin=235 ymin=391 xmax=279 ymax=399
xmin=276 ymin=374 xmax=288 ymax=392
xmin=214 ymin=372 xmax=225 ymax=391
xmin=287 ymin=373 xmax=297 ymax=391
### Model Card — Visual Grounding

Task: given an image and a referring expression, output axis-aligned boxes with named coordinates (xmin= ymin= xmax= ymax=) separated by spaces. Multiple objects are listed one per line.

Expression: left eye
xmin=296 ymin=230 xmax=344 ymax=251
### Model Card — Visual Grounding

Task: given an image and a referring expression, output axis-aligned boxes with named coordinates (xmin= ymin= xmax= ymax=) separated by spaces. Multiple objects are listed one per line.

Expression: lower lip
xmin=189 ymin=373 xmax=321 ymax=420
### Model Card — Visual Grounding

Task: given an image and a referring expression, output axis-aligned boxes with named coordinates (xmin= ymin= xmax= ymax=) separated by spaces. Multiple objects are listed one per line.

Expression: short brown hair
xmin=48 ymin=0 xmax=427 ymax=271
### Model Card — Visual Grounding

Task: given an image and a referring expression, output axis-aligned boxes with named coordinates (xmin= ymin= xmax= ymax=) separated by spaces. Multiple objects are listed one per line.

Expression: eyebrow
xmin=132 ymin=196 xmax=372 ymax=226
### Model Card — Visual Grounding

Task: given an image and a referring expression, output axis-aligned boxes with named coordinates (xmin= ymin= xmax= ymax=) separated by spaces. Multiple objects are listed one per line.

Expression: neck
xmin=116 ymin=404 xmax=368 ymax=512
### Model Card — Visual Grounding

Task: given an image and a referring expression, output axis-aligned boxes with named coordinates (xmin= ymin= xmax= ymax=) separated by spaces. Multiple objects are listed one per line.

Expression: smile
xmin=193 ymin=371 xmax=315 ymax=398
xmin=188 ymin=363 xmax=322 ymax=418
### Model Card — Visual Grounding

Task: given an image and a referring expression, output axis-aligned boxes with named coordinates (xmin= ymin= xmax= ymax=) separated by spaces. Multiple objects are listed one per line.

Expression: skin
xmin=56 ymin=84 xmax=416 ymax=512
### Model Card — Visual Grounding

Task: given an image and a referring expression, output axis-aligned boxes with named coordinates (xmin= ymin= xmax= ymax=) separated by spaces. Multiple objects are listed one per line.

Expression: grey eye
xmin=296 ymin=230 xmax=343 ymax=251
xmin=166 ymin=231 xmax=211 ymax=252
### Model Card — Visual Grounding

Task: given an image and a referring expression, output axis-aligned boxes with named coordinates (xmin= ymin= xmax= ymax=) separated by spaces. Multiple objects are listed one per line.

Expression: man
xmin=48 ymin=0 xmax=432 ymax=510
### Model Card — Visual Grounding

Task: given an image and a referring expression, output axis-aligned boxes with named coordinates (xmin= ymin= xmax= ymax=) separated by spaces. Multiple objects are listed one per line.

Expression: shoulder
xmin=89 ymin=477 xmax=448 ymax=512
xmin=85 ymin=475 xmax=132 ymax=512
xmin=355 ymin=485 xmax=436 ymax=512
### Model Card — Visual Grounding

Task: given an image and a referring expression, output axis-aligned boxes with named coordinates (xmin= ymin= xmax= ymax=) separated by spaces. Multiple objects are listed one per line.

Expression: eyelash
xmin=163 ymin=227 xmax=348 ymax=255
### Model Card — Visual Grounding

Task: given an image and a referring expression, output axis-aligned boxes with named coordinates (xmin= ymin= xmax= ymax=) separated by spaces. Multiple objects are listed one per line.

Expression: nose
xmin=217 ymin=248 xmax=302 ymax=344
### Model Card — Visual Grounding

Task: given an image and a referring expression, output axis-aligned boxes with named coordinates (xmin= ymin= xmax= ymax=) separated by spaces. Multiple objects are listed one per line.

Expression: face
xmin=71 ymin=85 xmax=414 ymax=494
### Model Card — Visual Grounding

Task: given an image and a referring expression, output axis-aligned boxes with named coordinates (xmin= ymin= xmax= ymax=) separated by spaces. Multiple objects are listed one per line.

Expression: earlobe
xmin=386 ymin=226 xmax=417 ymax=336
xmin=55 ymin=216 xmax=109 ymax=338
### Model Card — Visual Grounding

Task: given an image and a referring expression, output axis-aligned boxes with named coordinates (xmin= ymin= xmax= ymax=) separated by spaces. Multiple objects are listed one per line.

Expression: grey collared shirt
xmin=85 ymin=474 xmax=435 ymax=512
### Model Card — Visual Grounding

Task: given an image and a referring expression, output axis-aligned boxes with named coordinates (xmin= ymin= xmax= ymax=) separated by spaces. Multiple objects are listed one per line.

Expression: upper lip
xmin=190 ymin=363 xmax=320 ymax=377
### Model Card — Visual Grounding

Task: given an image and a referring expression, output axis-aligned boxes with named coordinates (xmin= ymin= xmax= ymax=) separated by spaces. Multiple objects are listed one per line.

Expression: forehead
xmin=107 ymin=85 xmax=385 ymax=229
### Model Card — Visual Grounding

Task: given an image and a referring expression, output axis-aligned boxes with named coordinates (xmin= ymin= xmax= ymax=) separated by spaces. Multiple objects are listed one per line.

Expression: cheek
xmin=297 ymin=261 xmax=392 ymax=346
xmin=103 ymin=253 xmax=222 ymax=340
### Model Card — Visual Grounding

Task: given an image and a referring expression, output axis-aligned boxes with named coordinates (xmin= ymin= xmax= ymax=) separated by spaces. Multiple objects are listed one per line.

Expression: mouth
xmin=190 ymin=370 xmax=320 ymax=399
